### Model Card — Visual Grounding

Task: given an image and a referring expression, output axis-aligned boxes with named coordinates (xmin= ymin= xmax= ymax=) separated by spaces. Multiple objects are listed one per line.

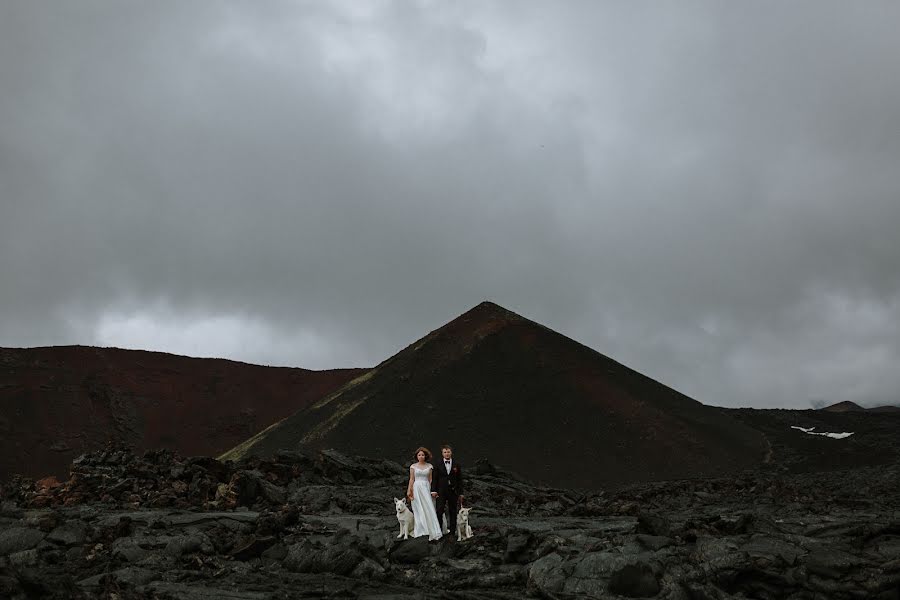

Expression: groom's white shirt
xmin=443 ymin=458 xmax=452 ymax=474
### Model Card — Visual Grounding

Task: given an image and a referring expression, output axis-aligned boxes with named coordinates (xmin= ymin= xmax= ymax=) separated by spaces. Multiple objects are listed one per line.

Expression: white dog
xmin=457 ymin=506 xmax=473 ymax=541
xmin=394 ymin=497 xmax=415 ymax=540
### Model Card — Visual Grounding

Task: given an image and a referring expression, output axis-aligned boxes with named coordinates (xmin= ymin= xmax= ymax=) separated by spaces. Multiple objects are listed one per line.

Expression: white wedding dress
xmin=410 ymin=464 xmax=442 ymax=541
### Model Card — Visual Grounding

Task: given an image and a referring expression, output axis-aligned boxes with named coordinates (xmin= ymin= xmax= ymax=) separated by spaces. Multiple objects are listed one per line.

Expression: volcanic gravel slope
xmin=726 ymin=407 xmax=900 ymax=473
xmin=224 ymin=302 xmax=767 ymax=489
xmin=0 ymin=346 xmax=366 ymax=481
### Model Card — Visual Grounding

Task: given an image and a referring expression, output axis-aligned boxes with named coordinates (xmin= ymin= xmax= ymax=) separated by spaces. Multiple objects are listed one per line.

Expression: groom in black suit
xmin=431 ymin=444 xmax=463 ymax=537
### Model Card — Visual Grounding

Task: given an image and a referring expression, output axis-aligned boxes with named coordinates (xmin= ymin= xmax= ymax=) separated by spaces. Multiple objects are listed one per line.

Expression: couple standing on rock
xmin=406 ymin=444 xmax=464 ymax=541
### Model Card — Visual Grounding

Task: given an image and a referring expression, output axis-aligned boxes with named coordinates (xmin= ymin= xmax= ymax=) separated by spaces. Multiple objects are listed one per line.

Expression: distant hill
xmin=821 ymin=401 xmax=866 ymax=412
xmin=0 ymin=346 xmax=366 ymax=480
xmin=821 ymin=401 xmax=900 ymax=413
xmin=223 ymin=302 xmax=767 ymax=489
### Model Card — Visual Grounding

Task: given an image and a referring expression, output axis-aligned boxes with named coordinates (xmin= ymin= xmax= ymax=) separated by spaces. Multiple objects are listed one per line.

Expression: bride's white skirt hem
xmin=410 ymin=479 xmax=442 ymax=541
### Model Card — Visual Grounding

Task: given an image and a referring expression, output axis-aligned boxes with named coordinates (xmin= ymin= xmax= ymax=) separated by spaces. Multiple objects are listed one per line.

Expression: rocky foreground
xmin=2 ymin=448 xmax=899 ymax=599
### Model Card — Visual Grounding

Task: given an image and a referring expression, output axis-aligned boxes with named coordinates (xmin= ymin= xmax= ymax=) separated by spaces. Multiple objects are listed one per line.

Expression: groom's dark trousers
xmin=432 ymin=460 xmax=462 ymax=536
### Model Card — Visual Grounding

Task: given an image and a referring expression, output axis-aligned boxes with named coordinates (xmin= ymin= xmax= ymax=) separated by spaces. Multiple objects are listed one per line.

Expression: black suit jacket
xmin=431 ymin=459 xmax=463 ymax=498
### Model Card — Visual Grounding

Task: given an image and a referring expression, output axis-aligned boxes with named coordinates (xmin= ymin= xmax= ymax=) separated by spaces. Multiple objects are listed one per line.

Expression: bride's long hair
xmin=414 ymin=446 xmax=432 ymax=463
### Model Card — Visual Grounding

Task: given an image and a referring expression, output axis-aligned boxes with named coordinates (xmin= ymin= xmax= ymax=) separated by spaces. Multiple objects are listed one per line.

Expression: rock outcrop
xmin=2 ymin=446 xmax=899 ymax=599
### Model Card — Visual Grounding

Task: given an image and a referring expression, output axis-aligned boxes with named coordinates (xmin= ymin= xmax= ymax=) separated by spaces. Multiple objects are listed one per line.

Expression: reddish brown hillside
xmin=225 ymin=302 xmax=768 ymax=489
xmin=0 ymin=346 xmax=366 ymax=480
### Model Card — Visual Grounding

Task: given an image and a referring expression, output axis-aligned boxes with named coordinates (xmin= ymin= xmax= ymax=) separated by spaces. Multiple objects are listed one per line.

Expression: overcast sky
xmin=2 ymin=1 xmax=899 ymax=409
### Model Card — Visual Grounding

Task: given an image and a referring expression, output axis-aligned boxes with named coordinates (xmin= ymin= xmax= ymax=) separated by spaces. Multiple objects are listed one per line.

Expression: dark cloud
xmin=2 ymin=1 xmax=899 ymax=408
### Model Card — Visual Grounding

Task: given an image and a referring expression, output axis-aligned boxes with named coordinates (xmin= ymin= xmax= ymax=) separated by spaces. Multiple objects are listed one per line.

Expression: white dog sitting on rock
xmin=394 ymin=497 xmax=415 ymax=540
xmin=457 ymin=506 xmax=473 ymax=541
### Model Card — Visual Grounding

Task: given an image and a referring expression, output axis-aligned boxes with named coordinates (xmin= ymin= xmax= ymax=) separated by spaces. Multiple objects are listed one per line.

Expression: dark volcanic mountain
xmin=224 ymin=302 xmax=767 ymax=489
xmin=822 ymin=400 xmax=866 ymax=412
xmin=0 ymin=346 xmax=366 ymax=481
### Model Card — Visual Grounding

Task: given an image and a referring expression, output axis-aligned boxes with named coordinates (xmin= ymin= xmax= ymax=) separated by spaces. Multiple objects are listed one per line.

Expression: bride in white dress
xmin=406 ymin=447 xmax=443 ymax=541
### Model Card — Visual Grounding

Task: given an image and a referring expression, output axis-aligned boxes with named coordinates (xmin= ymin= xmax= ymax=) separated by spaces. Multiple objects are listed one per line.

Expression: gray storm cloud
xmin=2 ymin=1 xmax=900 ymax=408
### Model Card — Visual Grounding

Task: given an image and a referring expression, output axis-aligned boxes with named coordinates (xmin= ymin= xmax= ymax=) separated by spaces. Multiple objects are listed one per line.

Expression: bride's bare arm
xmin=407 ymin=466 xmax=414 ymax=500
